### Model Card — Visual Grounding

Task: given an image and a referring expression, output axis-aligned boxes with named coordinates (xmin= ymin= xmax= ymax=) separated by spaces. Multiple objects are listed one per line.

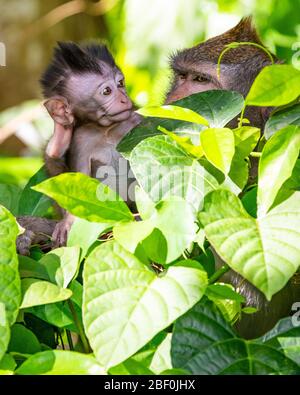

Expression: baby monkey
xmin=41 ymin=42 xmax=141 ymax=246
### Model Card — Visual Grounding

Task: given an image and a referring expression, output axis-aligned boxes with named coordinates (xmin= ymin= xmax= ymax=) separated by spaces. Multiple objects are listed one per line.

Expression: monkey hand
xmin=17 ymin=229 xmax=36 ymax=256
xmin=52 ymin=214 xmax=75 ymax=248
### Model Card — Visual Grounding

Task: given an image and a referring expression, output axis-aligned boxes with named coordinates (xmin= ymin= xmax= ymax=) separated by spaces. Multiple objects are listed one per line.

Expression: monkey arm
xmin=16 ymin=216 xmax=58 ymax=255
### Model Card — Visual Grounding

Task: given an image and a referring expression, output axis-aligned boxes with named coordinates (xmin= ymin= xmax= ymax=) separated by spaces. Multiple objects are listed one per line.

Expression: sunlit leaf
xmin=83 ymin=241 xmax=207 ymax=368
xmin=114 ymin=197 xmax=197 ymax=264
xmin=258 ymin=125 xmax=300 ymax=216
xmin=264 ymin=103 xmax=300 ymax=139
xmin=39 ymin=246 xmax=81 ymax=288
xmin=0 ymin=205 xmax=21 ymax=325
xmin=20 ymin=279 xmax=72 ymax=309
xmin=137 ymin=105 xmax=209 ymax=125
xmin=200 ymin=128 xmax=235 ymax=174
xmin=33 ymin=173 xmax=133 ymax=223
xmin=199 ymin=189 xmax=300 ymax=300
xmin=130 ymin=135 xmax=219 ymax=212
xmin=246 ymin=65 xmax=300 ymax=107
xmin=15 ymin=350 xmax=105 ymax=375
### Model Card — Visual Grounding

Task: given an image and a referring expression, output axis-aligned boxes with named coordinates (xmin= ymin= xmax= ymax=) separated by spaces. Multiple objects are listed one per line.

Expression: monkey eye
xmin=117 ymin=79 xmax=125 ymax=88
xmin=102 ymin=87 xmax=112 ymax=95
xmin=178 ymin=73 xmax=187 ymax=80
xmin=194 ymin=75 xmax=209 ymax=83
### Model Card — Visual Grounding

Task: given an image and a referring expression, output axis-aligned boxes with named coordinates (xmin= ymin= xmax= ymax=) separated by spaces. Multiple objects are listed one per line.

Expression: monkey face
xmin=66 ymin=64 xmax=133 ymax=127
xmin=165 ymin=62 xmax=226 ymax=104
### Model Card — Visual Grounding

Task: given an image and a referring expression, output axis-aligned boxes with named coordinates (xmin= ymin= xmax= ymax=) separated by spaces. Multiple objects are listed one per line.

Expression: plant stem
xmin=58 ymin=330 xmax=65 ymax=350
xmin=249 ymin=151 xmax=262 ymax=157
xmin=66 ymin=329 xmax=74 ymax=351
xmin=238 ymin=105 xmax=246 ymax=128
xmin=217 ymin=41 xmax=274 ymax=79
xmin=209 ymin=264 xmax=230 ymax=284
xmin=67 ymin=299 xmax=91 ymax=354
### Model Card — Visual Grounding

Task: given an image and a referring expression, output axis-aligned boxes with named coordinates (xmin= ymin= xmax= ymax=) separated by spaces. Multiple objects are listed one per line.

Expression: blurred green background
xmin=0 ymin=0 xmax=299 ymax=186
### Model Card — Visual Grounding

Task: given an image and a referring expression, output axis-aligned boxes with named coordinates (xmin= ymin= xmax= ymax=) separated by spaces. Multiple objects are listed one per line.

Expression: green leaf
xmin=150 ymin=333 xmax=172 ymax=374
xmin=117 ymin=90 xmax=244 ymax=154
xmin=242 ymin=187 xmax=257 ymax=218
xmin=0 ymin=303 xmax=10 ymax=362
xmin=8 ymin=324 xmax=41 ymax=354
xmin=200 ymin=128 xmax=235 ymax=174
xmin=168 ymin=91 xmax=244 ymax=127
xmin=18 ymin=166 xmax=52 ymax=217
xmin=114 ymin=198 xmax=197 ymax=264
xmin=233 ymin=126 xmax=261 ymax=158
xmin=137 ymin=105 xmax=209 ymax=125
xmin=171 ymin=298 xmax=299 ymax=374
xmin=171 ymin=298 xmax=236 ymax=368
xmin=20 ymin=279 xmax=72 ymax=309
xmin=206 ymin=284 xmax=245 ymax=302
xmin=0 ymin=205 xmax=21 ymax=325
xmin=194 ymin=248 xmax=215 ymax=277
xmin=199 ymin=189 xmax=300 ymax=300
xmin=15 ymin=350 xmax=105 ymax=375
xmin=278 ymin=337 xmax=300 ymax=365
xmin=0 ymin=184 xmax=22 ymax=215
xmin=258 ymin=317 xmax=300 ymax=345
xmin=130 ymin=135 xmax=219 ymax=212
xmin=18 ymin=255 xmax=49 ymax=280
xmin=159 ymin=126 xmax=204 ymax=158
xmin=258 ymin=125 xmax=300 ymax=216
xmin=27 ymin=303 xmax=74 ymax=329
xmin=39 ymin=246 xmax=81 ymax=288
xmin=67 ymin=217 xmax=110 ymax=259
xmin=33 ymin=173 xmax=134 ymax=223
xmin=0 ymin=354 xmax=16 ymax=374
xmin=134 ymin=186 xmax=156 ymax=220
xmin=83 ymin=241 xmax=207 ymax=368
xmin=109 ymin=358 xmax=154 ymax=375
xmin=264 ymin=103 xmax=300 ymax=139
xmin=246 ymin=65 xmax=300 ymax=107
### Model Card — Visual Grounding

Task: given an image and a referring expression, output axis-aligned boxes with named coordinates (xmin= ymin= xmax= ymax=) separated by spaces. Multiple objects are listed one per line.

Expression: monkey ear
xmin=44 ymin=96 xmax=74 ymax=126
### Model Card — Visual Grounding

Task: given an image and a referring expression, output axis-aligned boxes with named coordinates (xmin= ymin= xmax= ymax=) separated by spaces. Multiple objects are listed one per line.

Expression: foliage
xmin=1 ymin=61 xmax=300 ymax=375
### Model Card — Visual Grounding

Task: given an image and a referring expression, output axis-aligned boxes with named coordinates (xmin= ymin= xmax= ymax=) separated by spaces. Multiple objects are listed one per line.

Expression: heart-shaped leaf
xmin=83 ymin=241 xmax=207 ymax=368
xmin=199 ymin=189 xmax=300 ymax=300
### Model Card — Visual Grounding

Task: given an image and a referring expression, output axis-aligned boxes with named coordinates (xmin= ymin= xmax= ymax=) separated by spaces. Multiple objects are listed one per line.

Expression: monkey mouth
xmin=108 ymin=107 xmax=133 ymax=121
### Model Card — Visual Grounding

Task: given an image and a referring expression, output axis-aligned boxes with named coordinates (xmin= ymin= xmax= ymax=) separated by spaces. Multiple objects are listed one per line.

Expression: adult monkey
xmin=166 ymin=16 xmax=299 ymax=338
xmin=166 ymin=16 xmax=273 ymax=129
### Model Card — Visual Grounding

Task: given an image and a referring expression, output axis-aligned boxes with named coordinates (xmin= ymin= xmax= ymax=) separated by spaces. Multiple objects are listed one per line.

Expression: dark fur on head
xmin=40 ymin=42 xmax=117 ymax=98
xmin=170 ymin=17 xmax=278 ymax=96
